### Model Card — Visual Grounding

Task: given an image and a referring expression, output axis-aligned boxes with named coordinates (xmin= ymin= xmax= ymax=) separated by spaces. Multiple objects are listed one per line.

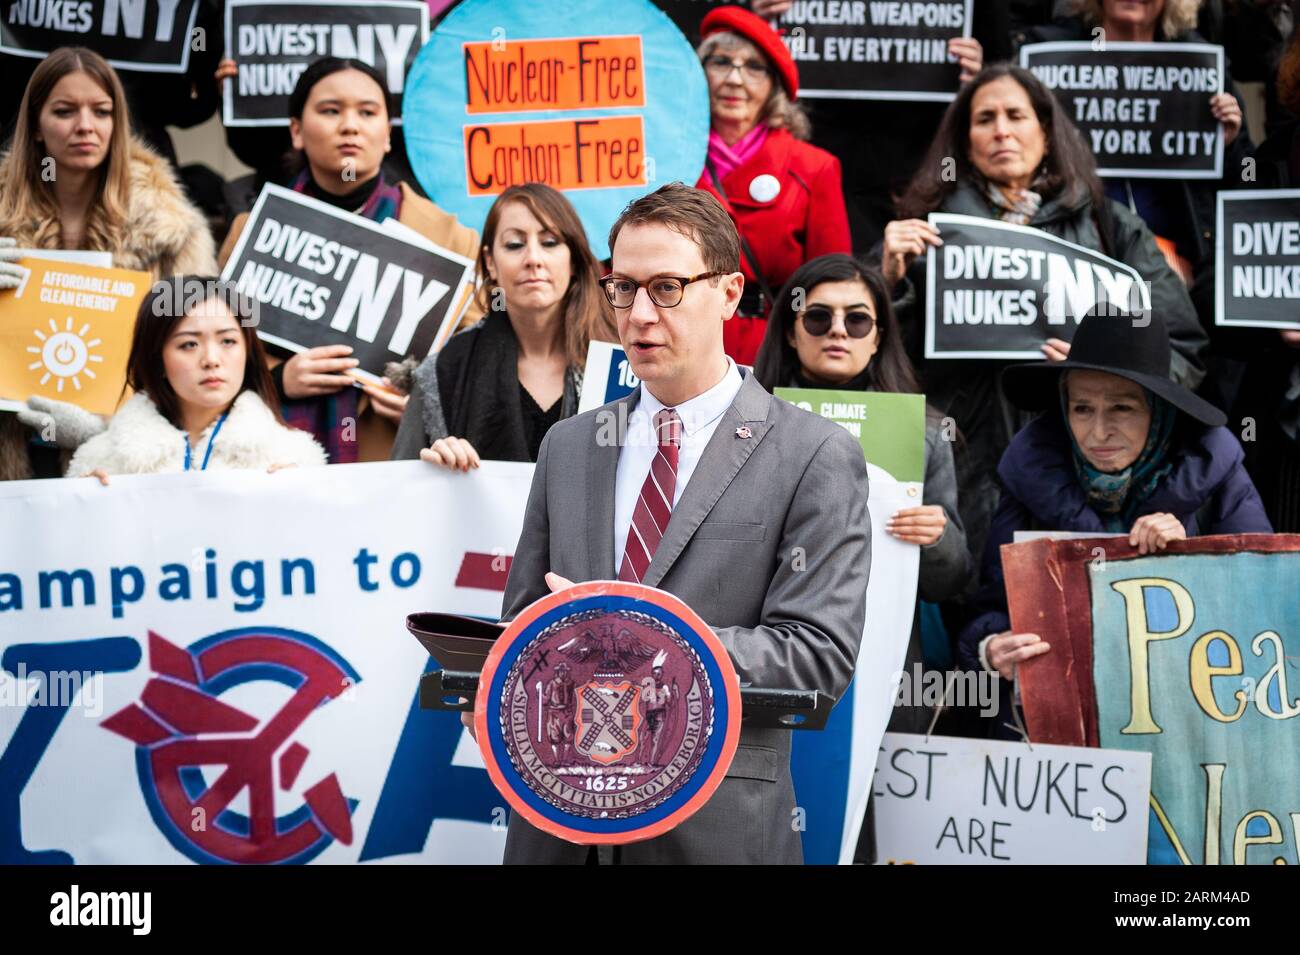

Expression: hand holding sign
xmin=1128 ymin=512 xmax=1186 ymax=555
xmin=882 ymin=219 xmax=943 ymax=286
xmin=948 ymin=36 xmax=982 ymax=84
xmin=1041 ymin=337 xmax=1071 ymax=362
xmin=215 ymin=57 xmax=238 ymax=97
xmin=360 ymin=379 xmax=408 ymax=423
xmin=0 ymin=238 xmax=22 ymax=289
xmin=420 ymin=437 xmax=481 ymax=472
xmin=1209 ymin=91 xmax=1241 ymax=146
xmin=984 ymin=631 xmax=1050 ymax=682
xmin=886 ymin=505 xmax=947 ymax=546
xmin=281 ymin=345 xmax=359 ymax=398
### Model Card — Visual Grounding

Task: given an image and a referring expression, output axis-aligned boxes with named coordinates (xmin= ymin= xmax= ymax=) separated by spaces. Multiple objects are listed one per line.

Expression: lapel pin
xmin=748 ymin=174 xmax=780 ymax=203
xmin=735 ymin=426 xmax=752 ymax=439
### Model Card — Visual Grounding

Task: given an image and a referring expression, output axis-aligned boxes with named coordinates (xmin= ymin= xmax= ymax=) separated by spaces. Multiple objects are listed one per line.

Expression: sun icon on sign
xmin=27 ymin=317 xmax=103 ymax=393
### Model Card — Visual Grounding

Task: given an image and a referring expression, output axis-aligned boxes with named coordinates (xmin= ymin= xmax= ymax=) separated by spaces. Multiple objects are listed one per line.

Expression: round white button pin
xmin=748 ymin=174 xmax=780 ymax=203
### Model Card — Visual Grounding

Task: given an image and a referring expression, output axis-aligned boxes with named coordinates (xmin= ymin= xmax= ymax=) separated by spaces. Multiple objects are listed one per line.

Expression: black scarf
xmin=434 ymin=310 xmax=579 ymax=462
xmin=792 ymin=365 xmax=877 ymax=392
xmin=301 ymin=172 xmax=381 ymax=212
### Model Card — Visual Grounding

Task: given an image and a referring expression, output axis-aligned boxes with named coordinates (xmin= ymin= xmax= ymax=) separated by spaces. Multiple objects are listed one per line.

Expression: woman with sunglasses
xmin=754 ymin=254 xmax=973 ymax=734
xmin=693 ymin=6 xmax=851 ymax=366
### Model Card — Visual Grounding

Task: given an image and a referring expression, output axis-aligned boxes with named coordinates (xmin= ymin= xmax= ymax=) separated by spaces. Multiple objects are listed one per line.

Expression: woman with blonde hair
xmin=0 ymin=47 xmax=216 ymax=482
xmin=392 ymin=183 xmax=618 ymax=468
xmin=0 ymin=47 xmax=216 ymax=278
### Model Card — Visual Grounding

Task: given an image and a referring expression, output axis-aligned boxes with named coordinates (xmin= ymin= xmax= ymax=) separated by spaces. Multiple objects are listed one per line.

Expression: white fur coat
xmin=67 ymin=392 xmax=326 ymax=476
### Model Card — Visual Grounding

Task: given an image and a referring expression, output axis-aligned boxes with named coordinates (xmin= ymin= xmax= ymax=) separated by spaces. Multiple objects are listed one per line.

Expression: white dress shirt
xmin=613 ymin=357 xmax=745 ymax=571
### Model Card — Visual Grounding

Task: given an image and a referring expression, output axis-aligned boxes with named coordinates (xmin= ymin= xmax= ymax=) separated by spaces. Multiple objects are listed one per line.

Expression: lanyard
xmin=183 ymin=411 xmax=228 ymax=472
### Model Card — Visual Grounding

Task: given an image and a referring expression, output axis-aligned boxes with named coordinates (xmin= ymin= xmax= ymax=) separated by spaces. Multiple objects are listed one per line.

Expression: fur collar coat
xmin=67 ymin=391 xmax=326 ymax=476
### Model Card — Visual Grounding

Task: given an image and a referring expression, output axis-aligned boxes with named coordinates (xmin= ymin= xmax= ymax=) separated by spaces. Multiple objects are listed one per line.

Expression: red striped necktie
xmin=618 ymin=408 xmax=682 ymax=583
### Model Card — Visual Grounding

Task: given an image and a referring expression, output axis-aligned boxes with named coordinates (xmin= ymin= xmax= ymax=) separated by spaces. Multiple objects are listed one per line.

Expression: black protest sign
xmin=651 ymin=0 xmax=735 ymax=44
xmin=220 ymin=185 xmax=475 ymax=378
xmin=1 ymin=0 xmax=200 ymax=72
xmin=1021 ymin=41 xmax=1224 ymax=179
xmin=1215 ymin=189 xmax=1300 ymax=330
xmin=924 ymin=214 xmax=1151 ymax=359
xmin=775 ymin=0 xmax=971 ymax=100
xmin=222 ymin=0 xmax=429 ymax=127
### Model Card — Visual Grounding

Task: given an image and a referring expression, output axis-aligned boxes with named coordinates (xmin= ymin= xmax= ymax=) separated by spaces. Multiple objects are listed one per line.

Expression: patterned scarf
xmin=706 ymin=124 xmax=769 ymax=182
xmin=985 ymin=178 xmax=1042 ymax=226
xmin=290 ymin=168 xmax=403 ymax=223
xmin=1060 ymin=380 xmax=1177 ymax=532
xmin=278 ymin=169 xmax=404 ymax=462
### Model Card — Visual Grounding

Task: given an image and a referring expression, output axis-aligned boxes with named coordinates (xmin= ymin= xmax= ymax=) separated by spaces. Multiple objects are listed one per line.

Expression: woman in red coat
xmin=694 ymin=6 xmax=851 ymax=365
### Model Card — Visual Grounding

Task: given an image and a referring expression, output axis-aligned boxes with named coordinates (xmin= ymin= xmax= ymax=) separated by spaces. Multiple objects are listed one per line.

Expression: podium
xmin=408 ymin=611 xmax=834 ymax=731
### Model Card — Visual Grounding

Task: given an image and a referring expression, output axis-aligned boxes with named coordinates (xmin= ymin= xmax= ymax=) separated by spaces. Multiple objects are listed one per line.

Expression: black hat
xmin=1001 ymin=307 xmax=1226 ymax=427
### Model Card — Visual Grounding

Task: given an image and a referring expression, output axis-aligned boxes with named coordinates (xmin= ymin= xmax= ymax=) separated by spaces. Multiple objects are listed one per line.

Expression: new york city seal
xmin=476 ymin=581 xmax=741 ymax=844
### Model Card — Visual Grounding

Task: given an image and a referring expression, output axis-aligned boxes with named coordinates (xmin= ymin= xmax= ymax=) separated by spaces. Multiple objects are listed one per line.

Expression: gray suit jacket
xmin=499 ymin=370 xmax=871 ymax=864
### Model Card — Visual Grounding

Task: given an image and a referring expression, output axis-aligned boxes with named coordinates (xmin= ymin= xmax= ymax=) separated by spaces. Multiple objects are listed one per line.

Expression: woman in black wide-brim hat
xmin=956 ymin=306 xmax=1273 ymax=739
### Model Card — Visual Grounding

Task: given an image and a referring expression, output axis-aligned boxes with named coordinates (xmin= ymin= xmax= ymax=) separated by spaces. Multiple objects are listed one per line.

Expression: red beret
xmin=700 ymin=5 xmax=799 ymax=100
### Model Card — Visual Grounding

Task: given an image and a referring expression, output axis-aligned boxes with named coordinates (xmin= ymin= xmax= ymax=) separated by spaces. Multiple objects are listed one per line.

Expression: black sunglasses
xmin=799 ymin=306 xmax=875 ymax=338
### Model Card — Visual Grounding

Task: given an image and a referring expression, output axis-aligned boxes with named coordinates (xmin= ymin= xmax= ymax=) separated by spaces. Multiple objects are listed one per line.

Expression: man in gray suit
xmin=498 ymin=182 xmax=871 ymax=864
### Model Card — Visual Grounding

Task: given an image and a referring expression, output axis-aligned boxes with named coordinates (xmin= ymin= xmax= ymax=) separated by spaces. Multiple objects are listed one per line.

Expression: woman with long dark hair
xmin=1018 ymin=0 xmax=1255 ymax=418
xmin=67 ymin=276 xmax=325 ymax=482
xmin=216 ymin=57 xmax=483 ymax=463
xmin=392 ymin=183 xmax=618 ymax=468
xmin=879 ymin=63 xmax=1209 ymax=562
xmin=755 ymin=254 xmax=972 ymax=734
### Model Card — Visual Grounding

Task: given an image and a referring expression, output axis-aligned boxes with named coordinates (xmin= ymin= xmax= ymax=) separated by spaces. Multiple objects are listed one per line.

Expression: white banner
xmin=1 ymin=449 xmax=916 ymax=864
xmin=0 ymin=462 xmax=529 ymax=864
xmin=873 ymin=732 xmax=1153 ymax=864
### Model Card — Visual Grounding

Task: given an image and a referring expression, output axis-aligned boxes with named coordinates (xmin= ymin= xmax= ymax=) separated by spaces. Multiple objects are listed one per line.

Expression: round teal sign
xmin=402 ymin=0 xmax=710 ymax=259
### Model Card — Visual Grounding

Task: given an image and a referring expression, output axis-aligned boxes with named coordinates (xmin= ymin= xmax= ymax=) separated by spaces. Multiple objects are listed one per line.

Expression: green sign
xmin=775 ymin=389 xmax=926 ymax=484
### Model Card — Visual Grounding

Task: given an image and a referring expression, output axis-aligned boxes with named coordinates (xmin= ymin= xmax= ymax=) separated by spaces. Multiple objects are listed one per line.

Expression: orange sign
xmin=0 ymin=258 xmax=149 ymax=415
xmin=465 ymin=116 xmax=646 ymax=195
xmin=464 ymin=36 xmax=644 ymax=113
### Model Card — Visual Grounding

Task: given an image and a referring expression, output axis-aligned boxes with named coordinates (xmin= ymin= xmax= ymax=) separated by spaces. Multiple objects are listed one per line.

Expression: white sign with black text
xmin=219 ymin=184 xmax=475 ymax=380
xmin=222 ymin=0 xmax=429 ymax=126
xmin=1214 ymin=189 xmax=1300 ymax=330
xmin=873 ymin=732 xmax=1152 ymax=864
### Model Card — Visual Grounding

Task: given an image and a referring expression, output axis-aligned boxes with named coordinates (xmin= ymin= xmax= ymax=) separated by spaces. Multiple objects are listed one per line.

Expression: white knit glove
xmin=16 ymin=395 xmax=107 ymax=449
xmin=0 ymin=238 xmax=25 ymax=290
